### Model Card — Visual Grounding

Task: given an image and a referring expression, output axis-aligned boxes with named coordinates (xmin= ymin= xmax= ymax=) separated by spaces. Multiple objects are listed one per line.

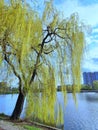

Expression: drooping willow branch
xmin=2 ymin=31 xmax=22 ymax=93
xmin=29 ymin=26 xmax=72 ymax=84
xmin=29 ymin=27 xmax=53 ymax=84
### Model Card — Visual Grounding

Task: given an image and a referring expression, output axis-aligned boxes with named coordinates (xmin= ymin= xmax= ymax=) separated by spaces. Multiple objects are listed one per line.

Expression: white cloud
xmin=82 ymin=43 xmax=98 ymax=72
xmin=85 ymin=31 xmax=98 ymax=47
xmin=86 ymin=37 xmax=92 ymax=45
xmin=88 ymin=46 xmax=98 ymax=58
xmin=91 ymin=39 xmax=98 ymax=43
xmin=82 ymin=60 xmax=98 ymax=72
xmin=56 ymin=0 xmax=98 ymax=26
xmin=92 ymin=28 xmax=98 ymax=33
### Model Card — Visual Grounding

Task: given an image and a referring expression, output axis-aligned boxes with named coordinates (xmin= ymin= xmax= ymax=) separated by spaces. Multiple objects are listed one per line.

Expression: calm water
xmin=0 ymin=92 xmax=98 ymax=130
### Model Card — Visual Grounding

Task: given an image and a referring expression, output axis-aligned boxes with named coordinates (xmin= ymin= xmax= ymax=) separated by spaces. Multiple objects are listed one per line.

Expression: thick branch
xmin=29 ymin=28 xmax=51 ymax=84
xmin=2 ymin=31 xmax=22 ymax=93
xmin=4 ymin=55 xmax=22 ymax=93
xmin=54 ymin=32 xmax=65 ymax=39
xmin=29 ymin=26 xmax=71 ymax=84
xmin=54 ymin=27 xmax=71 ymax=41
xmin=31 ymin=46 xmax=39 ymax=54
xmin=43 ymin=44 xmax=58 ymax=54
xmin=44 ymin=49 xmax=55 ymax=54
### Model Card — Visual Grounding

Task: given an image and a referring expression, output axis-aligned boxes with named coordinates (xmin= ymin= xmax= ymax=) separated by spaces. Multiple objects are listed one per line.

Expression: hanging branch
xmin=2 ymin=31 xmax=22 ymax=93
xmin=29 ymin=26 xmax=71 ymax=84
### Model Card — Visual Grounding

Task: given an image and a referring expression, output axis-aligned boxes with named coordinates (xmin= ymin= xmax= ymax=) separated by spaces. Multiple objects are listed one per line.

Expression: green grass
xmin=24 ymin=125 xmax=42 ymax=130
xmin=0 ymin=113 xmax=9 ymax=120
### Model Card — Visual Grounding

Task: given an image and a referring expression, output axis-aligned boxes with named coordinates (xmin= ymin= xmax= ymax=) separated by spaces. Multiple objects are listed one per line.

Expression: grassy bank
xmin=0 ymin=114 xmax=43 ymax=130
xmin=0 ymin=113 xmax=61 ymax=130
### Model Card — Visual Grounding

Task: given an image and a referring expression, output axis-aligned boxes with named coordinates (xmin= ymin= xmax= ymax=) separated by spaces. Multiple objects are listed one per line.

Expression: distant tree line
xmin=0 ymin=82 xmax=18 ymax=94
xmin=57 ymin=81 xmax=98 ymax=92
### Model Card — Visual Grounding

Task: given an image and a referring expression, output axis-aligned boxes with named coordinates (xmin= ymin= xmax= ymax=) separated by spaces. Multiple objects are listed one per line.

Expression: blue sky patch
xmin=79 ymin=0 xmax=98 ymax=6
xmin=54 ymin=0 xmax=64 ymax=5
xmin=92 ymin=58 xmax=98 ymax=64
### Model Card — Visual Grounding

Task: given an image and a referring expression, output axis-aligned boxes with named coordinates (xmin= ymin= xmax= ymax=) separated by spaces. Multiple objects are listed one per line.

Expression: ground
xmin=0 ymin=114 xmax=61 ymax=130
xmin=0 ymin=120 xmax=25 ymax=130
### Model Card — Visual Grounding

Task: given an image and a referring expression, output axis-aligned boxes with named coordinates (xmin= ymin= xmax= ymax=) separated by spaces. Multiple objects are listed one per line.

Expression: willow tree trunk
xmin=10 ymin=92 xmax=25 ymax=120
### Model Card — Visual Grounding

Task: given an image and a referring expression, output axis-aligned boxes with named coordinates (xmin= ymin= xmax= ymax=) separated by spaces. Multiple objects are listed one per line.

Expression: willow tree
xmin=0 ymin=0 xmax=85 ymax=125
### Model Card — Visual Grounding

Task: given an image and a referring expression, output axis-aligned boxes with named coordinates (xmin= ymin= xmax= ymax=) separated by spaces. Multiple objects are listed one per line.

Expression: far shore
xmin=0 ymin=89 xmax=98 ymax=95
xmin=80 ymin=90 xmax=98 ymax=93
xmin=57 ymin=89 xmax=98 ymax=93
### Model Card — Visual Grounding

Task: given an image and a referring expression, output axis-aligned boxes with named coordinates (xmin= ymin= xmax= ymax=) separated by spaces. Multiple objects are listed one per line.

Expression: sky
xmin=1 ymin=0 xmax=98 ymax=86
xmin=54 ymin=0 xmax=98 ymax=72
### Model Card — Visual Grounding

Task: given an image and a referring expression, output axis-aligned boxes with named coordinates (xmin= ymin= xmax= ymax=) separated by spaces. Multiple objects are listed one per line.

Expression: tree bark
xmin=10 ymin=92 xmax=25 ymax=120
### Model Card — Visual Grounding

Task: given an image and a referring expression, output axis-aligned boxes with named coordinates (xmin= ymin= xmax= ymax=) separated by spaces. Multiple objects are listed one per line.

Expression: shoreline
xmin=0 ymin=90 xmax=98 ymax=95
xmin=57 ymin=89 xmax=98 ymax=93
xmin=0 ymin=114 xmax=61 ymax=130
xmin=80 ymin=90 xmax=98 ymax=93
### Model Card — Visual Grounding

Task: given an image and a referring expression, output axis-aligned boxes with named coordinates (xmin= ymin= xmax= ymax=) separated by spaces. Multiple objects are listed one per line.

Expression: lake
xmin=0 ymin=92 xmax=98 ymax=130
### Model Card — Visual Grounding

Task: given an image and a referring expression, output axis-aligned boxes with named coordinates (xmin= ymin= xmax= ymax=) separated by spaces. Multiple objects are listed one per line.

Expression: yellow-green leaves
xmin=26 ymin=65 xmax=57 ymax=126
xmin=42 ymin=0 xmax=58 ymax=30
xmin=0 ymin=0 xmax=85 ymax=126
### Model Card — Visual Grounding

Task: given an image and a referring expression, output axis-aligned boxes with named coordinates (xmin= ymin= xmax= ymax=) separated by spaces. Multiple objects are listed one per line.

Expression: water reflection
xmin=85 ymin=93 xmax=98 ymax=102
xmin=0 ymin=93 xmax=98 ymax=130
xmin=64 ymin=93 xmax=98 ymax=130
xmin=0 ymin=94 xmax=18 ymax=115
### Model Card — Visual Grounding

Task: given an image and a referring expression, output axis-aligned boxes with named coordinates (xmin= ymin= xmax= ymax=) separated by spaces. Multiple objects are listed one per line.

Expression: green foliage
xmin=0 ymin=82 xmax=9 ymax=93
xmin=93 ymin=80 xmax=98 ymax=90
xmin=24 ymin=125 xmax=42 ymax=130
xmin=11 ymin=87 xmax=19 ymax=93
xmin=81 ymin=84 xmax=92 ymax=90
xmin=26 ymin=66 xmax=57 ymax=126
xmin=0 ymin=113 xmax=9 ymax=120
xmin=0 ymin=0 xmax=86 ymax=126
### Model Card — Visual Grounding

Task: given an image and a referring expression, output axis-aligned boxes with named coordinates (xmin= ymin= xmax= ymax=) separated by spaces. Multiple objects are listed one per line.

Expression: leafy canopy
xmin=0 ymin=0 xmax=85 ymax=125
